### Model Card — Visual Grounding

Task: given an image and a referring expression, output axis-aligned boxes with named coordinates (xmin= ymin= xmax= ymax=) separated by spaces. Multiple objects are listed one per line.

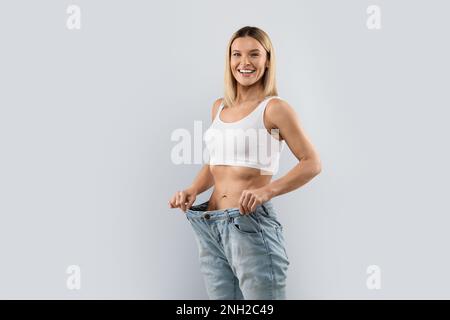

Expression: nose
xmin=241 ymin=55 xmax=251 ymax=66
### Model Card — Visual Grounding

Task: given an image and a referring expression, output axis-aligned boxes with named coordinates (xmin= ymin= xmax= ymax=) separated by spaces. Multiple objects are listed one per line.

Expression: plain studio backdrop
xmin=0 ymin=0 xmax=449 ymax=299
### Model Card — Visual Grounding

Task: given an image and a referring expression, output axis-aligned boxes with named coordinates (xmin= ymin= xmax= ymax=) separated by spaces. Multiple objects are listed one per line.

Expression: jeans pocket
xmin=230 ymin=214 xmax=262 ymax=236
xmin=258 ymin=207 xmax=283 ymax=231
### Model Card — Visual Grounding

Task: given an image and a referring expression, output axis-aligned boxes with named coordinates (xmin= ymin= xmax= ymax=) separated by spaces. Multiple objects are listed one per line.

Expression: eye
xmin=231 ymin=53 xmax=260 ymax=57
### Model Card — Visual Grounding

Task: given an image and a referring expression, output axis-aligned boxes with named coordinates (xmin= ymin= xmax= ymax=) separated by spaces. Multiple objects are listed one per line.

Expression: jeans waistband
xmin=185 ymin=200 xmax=273 ymax=221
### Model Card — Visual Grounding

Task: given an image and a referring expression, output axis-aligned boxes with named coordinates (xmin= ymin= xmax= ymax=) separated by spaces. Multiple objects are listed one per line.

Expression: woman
xmin=169 ymin=26 xmax=322 ymax=299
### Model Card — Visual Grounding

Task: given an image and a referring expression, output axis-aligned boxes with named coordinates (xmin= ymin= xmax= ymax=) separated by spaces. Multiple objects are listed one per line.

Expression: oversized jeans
xmin=185 ymin=200 xmax=290 ymax=300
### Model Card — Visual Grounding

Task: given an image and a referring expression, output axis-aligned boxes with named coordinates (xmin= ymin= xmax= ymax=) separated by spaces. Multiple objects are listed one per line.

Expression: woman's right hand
xmin=168 ymin=187 xmax=197 ymax=213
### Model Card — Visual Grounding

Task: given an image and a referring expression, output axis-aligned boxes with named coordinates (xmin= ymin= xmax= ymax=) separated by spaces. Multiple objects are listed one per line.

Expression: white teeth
xmin=239 ymin=69 xmax=255 ymax=73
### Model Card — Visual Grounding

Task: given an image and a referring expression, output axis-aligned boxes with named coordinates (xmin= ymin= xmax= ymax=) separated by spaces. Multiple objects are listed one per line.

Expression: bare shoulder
xmin=211 ymin=97 xmax=224 ymax=122
xmin=265 ymin=97 xmax=321 ymax=165
xmin=265 ymin=97 xmax=298 ymax=127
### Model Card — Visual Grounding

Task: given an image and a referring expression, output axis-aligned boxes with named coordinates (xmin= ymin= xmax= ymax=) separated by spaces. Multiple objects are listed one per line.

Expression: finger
xmin=239 ymin=202 xmax=245 ymax=215
xmin=239 ymin=196 xmax=246 ymax=215
xmin=169 ymin=195 xmax=177 ymax=208
xmin=242 ymin=193 xmax=252 ymax=214
xmin=186 ymin=196 xmax=195 ymax=210
xmin=246 ymin=196 xmax=255 ymax=214
xmin=239 ymin=191 xmax=247 ymax=213
xmin=179 ymin=191 xmax=187 ymax=211
xmin=248 ymin=197 xmax=257 ymax=213
xmin=182 ymin=192 xmax=189 ymax=212
xmin=176 ymin=191 xmax=182 ymax=207
xmin=173 ymin=193 xmax=180 ymax=206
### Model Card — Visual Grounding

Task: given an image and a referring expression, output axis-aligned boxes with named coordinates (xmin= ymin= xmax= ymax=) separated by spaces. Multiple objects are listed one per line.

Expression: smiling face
xmin=230 ymin=36 xmax=269 ymax=87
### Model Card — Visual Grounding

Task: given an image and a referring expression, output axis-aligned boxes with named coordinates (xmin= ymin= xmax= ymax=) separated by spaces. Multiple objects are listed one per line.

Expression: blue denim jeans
xmin=185 ymin=200 xmax=290 ymax=300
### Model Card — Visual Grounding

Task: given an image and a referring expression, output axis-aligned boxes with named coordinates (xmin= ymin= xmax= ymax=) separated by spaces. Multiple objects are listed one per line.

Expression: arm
xmin=239 ymin=99 xmax=322 ymax=214
xmin=264 ymin=99 xmax=322 ymax=198
xmin=267 ymin=158 xmax=321 ymax=198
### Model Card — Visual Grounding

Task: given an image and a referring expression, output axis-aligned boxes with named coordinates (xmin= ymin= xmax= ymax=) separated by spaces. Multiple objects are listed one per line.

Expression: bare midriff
xmin=206 ymin=165 xmax=273 ymax=211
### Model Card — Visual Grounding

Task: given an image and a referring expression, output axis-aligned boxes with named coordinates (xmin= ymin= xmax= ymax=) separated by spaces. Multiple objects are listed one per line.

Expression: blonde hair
xmin=223 ymin=26 xmax=278 ymax=108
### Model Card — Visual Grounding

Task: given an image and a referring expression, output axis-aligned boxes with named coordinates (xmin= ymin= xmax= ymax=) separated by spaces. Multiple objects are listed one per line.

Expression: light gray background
xmin=0 ymin=0 xmax=449 ymax=299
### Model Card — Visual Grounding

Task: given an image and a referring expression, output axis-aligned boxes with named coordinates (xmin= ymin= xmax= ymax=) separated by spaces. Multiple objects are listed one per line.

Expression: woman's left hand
xmin=238 ymin=186 xmax=272 ymax=215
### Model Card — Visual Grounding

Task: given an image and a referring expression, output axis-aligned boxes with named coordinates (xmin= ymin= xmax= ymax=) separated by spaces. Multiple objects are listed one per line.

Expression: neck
xmin=235 ymin=83 xmax=265 ymax=104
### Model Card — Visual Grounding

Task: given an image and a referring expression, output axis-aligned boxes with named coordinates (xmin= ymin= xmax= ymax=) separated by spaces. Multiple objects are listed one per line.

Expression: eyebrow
xmin=231 ymin=49 xmax=261 ymax=53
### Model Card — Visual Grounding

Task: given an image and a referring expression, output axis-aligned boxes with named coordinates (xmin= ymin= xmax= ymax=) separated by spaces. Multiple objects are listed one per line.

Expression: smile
xmin=238 ymin=69 xmax=256 ymax=74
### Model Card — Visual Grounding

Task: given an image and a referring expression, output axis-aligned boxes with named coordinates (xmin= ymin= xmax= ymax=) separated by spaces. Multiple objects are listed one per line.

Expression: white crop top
xmin=204 ymin=96 xmax=285 ymax=175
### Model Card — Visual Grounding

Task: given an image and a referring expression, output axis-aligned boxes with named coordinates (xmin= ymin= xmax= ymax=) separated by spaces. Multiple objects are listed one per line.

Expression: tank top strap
xmin=213 ymin=98 xmax=225 ymax=122
xmin=252 ymin=96 xmax=283 ymax=136
xmin=256 ymin=96 xmax=282 ymax=119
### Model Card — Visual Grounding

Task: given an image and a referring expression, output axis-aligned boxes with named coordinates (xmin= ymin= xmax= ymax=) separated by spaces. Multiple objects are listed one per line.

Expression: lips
xmin=238 ymin=69 xmax=256 ymax=76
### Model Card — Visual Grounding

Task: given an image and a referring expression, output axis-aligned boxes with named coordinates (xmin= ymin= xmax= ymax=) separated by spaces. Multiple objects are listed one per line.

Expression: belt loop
xmin=224 ymin=209 xmax=231 ymax=222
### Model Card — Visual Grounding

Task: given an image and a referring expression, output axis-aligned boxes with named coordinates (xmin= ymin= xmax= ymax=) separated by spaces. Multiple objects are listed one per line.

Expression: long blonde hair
xmin=223 ymin=26 xmax=278 ymax=108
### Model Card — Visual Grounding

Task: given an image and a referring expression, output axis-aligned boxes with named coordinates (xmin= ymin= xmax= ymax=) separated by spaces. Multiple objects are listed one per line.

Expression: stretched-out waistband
xmin=185 ymin=200 xmax=274 ymax=221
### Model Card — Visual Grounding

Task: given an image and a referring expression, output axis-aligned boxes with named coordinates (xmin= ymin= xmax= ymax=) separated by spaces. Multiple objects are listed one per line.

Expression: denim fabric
xmin=185 ymin=200 xmax=290 ymax=300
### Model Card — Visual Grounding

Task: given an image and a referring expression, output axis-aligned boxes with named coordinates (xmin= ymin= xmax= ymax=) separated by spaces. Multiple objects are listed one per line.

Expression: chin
xmin=234 ymin=77 xmax=258 ymax=85
xmin=236 ymin=81 xmax=254 ymax=87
